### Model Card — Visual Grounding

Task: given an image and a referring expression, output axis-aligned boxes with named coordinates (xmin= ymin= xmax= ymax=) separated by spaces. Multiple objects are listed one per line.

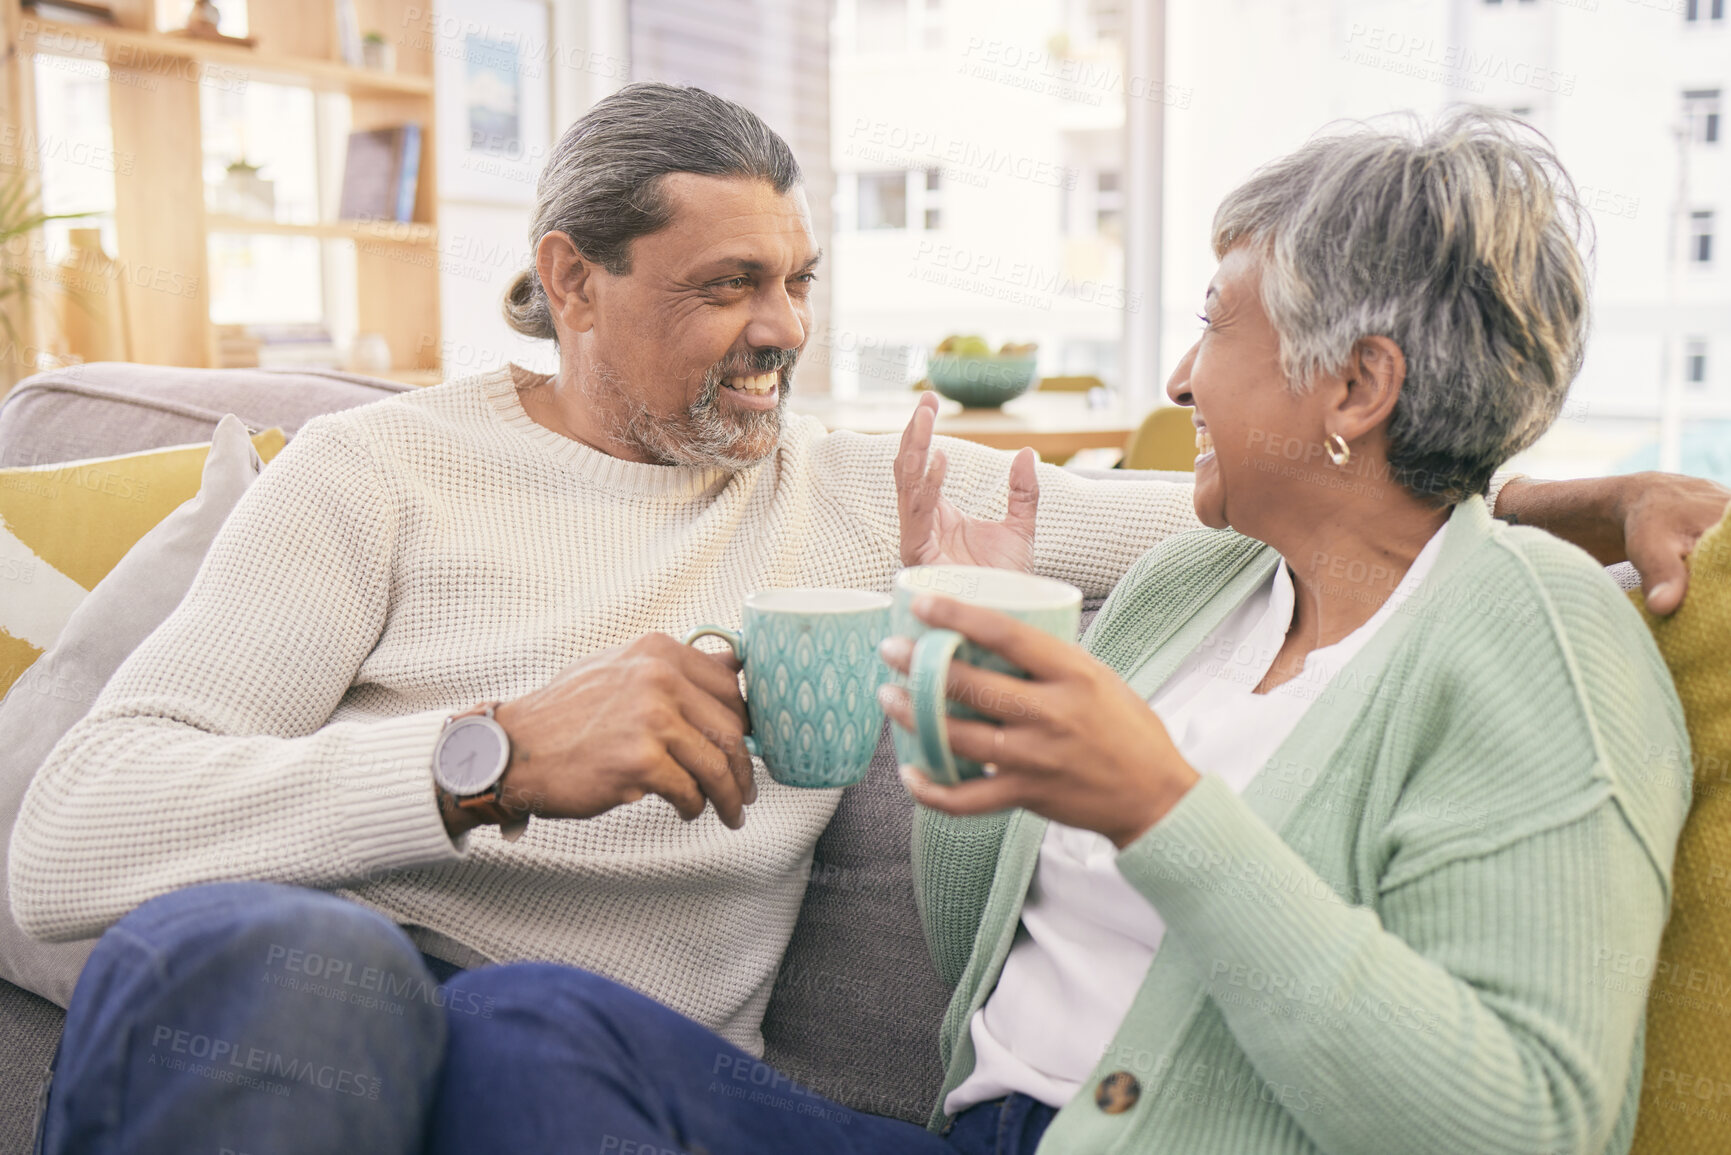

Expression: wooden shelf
xmin=205 ymin=216 xmax=436 ymax=245
xmin=18 ymin=17 xmax=434 ymax=97
xmin=5 ymin=0 xmax=444 ymax=379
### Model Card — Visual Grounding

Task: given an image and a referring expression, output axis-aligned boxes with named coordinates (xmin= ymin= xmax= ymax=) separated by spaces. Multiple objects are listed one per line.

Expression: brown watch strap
xmin=456 ymin=794 xmax=530 ymax=841
xmin=444 ymin=701 xmax=530 ymax=842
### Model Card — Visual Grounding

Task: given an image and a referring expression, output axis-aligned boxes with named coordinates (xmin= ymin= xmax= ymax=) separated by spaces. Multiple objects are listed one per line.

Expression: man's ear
xmin=1334 ymin=335 xmax=1406 ymax=443
xmin=536 ymin=231 xmax=599 ymax=335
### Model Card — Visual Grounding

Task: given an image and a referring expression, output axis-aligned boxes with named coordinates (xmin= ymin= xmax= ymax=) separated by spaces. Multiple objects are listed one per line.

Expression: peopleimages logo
xmin=147 ymin=1025 xmax=381 ymax=1099
xmin=844 ymin=119 xmax=1079 ymax=190
xmin=911 ymin=240 xmax=1142 ymax=312
xmin=1342 ymin=25 xmax=1576 ymax=96
xmin=263 ymin=943 xmax=494 ymax=1017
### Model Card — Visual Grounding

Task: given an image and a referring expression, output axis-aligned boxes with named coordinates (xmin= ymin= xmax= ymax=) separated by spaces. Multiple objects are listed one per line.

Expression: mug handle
xmin=908 ymin=628 xmax=965 ymax=785
xmin=679 ymin=625 xmax=760 ymax=759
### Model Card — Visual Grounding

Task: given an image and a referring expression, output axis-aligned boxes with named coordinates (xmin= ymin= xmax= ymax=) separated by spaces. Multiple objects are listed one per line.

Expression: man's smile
xmin=719 ymin=370 xmax=783 ymax=409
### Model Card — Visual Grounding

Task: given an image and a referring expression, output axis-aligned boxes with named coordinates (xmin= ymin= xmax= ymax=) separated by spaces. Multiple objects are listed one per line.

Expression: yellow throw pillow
xmin=0 ymin=429 xmax=285 ymax=695
xmin=1632 ymin=506 xmax=1731 ymax=1154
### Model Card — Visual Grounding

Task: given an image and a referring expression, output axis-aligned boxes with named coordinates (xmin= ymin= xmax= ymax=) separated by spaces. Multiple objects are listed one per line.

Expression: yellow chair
xmin=1631 ymin=506 xmax=1731 ymax=1155
xmin=1121 ymin=405 xmax=1199 ymax=472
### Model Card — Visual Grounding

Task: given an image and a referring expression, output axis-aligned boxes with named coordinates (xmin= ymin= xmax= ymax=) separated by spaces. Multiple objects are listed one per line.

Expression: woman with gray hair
xmin=876 ymin=107 xmax=1688 ymax=1154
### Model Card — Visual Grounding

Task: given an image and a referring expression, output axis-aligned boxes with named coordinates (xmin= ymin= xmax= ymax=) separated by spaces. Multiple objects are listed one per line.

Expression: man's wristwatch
xmin=432 ymin=702 xmax=529 ymax=841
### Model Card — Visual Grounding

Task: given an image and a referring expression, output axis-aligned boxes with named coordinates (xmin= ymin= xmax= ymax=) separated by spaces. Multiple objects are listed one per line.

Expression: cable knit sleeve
xmin=9 ymin=419 xmax=464 ymax=943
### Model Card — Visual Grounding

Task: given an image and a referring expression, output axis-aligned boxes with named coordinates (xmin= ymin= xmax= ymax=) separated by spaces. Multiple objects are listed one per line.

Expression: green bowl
xmin=926 ymin=355 xmax=1038 ymax=408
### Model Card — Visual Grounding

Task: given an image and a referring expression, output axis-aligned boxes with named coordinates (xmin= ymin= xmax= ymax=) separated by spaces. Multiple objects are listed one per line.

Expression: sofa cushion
xmin=759 ymin=605 xmax=1100 ymax=1124
xmin=0 ymin=427 xmax=285 ymax=694
xmin=0 ymin=417 xmax=275 ymax=1008
xmin=1631 ymin=506 xmax=1731 ymax=1155
xmin=0 ymin=363 xmax=410 ymax=468
xmin=0 ymin=980 xmax=60 ymax=1155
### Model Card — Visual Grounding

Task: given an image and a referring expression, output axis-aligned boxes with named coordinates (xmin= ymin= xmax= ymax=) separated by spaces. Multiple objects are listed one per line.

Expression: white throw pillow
xmin=0 ymin=415 xmax=269 ymax=1006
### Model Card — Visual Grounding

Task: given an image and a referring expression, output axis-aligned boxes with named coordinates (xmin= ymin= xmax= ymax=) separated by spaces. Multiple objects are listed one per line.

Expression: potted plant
xmin=362 ymin=31 xmax=396 ymax=72
xmin=0 ymin=171 xmax=98 ymax=392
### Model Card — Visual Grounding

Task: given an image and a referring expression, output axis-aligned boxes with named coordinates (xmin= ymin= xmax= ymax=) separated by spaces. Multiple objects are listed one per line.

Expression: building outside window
xmin=856 ymin=171 xmax=908 ymax=230
xmin=829 ymin=0 xmax=1131 ymax=398
xmin=1692 ymin=210 xmax=1715 ymax=265
xmin=854 ymin=0 xmax=909 ymax=51
xmin=1686 ymin=339 xmax=1709 ymax=389
xmin=923 ymin=169 xmax=943 ymax=230
xmin=1095 ymin=170 xmax=1124 ymax=241
xmin=822 ymin=0 xmax=1731 ymax=477
xmin=1685 ymin=90 xmax=1721 ymax=145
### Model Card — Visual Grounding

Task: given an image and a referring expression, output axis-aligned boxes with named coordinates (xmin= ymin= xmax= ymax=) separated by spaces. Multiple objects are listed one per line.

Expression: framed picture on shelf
xmin=433 ymin=0 xmax=552 ymax=205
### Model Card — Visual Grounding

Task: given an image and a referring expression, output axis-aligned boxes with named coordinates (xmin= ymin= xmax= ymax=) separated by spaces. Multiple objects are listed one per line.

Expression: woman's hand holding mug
xmin=878 ymin=591 xmax=1201 ymax=849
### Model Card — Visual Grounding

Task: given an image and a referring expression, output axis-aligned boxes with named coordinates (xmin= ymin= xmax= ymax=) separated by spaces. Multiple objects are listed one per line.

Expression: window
xmin=1095 ymin=170 xmax=1124 ymax=240
xmin=856 ymin=171 xmax=907 ymax=230
xmin=1685 ymin=90 xmax=1721 ymax=145
xmin=923 ymin=169 xmax=943 ymax=230
xmin=1086 ymin=0 xmax=1129 ymax=40
xmin=200 ymin=82 xmax=327 ymax=328
xmin=831 ymin=0 xmax=1130 ymax=399
xmin=849 ymin=170 xmax=944 ymax=231
xmin=31 ymin=53 xmax=117 ymax=249
xmin=858 ymin=342 xmax=915 ymax=391
xmin=1691 ymin=210 xmax=1715 ymax=264
xmin=1687 ymin=339 xmax=1709 ymax=388
xmin=30 ymin=54 xmax=119 ymax=367
xmin=855 ymin=0 xmax=908 ymax=52
xmin=915 ymin=0 xmax=944 ymax=50
xmin=1060 ymin=338 xmax=1121 ymax=385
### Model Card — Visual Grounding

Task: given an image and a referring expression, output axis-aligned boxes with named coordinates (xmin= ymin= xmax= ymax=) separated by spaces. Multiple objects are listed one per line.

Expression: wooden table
xmin=790 ymin=392 xmax=1139 ymax=461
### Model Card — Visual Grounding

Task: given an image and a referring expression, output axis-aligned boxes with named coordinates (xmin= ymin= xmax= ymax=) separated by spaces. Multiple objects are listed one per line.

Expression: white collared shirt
xmin=945 ymin=524 xmax=1448 ymax=1114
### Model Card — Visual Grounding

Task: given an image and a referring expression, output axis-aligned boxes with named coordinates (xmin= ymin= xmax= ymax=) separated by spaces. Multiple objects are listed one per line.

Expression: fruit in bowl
xmin=927 ymin=337 xmax=1039 ymax=408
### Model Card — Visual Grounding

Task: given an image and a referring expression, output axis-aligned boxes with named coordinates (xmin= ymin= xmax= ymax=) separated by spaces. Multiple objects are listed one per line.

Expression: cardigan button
xmin=1095 ymin=1071 xmax=1141 ymax=1114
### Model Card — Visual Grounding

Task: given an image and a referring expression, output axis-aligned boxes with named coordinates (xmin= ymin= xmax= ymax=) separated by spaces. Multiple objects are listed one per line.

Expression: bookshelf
xmin=0 ymin=0 xmax=443 ymax=384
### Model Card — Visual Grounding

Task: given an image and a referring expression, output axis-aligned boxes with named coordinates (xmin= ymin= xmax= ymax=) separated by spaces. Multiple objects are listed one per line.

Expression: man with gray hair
xmin=14 ymin=83 xmax=1724 ymax=1152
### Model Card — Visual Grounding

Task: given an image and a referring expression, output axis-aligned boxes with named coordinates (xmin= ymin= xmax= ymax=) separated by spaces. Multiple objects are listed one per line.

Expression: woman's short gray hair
xmin=1211 ymin=108 xmax=1591 ymax=504
xmin=503 ymin=82 xmax=802 ymax=342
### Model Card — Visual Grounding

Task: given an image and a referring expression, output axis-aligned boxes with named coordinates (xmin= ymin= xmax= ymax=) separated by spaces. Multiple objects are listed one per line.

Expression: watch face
xmin=437 ymin=718 xmax=507 ymax=795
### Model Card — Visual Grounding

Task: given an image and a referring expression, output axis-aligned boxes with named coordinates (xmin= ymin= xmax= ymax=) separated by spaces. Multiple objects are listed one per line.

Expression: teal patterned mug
xmin=890 ymin=566 xmax=1082 ymax=785
xmin=681 ymin=589 xmax=893 ymax=789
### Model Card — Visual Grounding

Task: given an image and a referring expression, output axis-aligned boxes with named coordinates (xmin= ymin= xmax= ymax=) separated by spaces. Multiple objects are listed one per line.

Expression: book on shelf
xmin=337 ymin=124 xmax=423 ymax=224
xmin=334 ymin=0 xmax=364 ymax=66
xmin=215 ymin=323 xmax=340 ymax=370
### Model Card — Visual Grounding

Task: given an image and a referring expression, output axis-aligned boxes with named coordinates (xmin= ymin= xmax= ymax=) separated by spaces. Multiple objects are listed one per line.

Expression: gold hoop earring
xmin=1326 ymin=432 xmax=1352 ymax=467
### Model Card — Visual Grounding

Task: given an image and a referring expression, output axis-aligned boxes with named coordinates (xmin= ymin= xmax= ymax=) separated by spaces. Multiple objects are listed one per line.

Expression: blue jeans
xmin=38 ymin=882 xmax=1054 ymax=1155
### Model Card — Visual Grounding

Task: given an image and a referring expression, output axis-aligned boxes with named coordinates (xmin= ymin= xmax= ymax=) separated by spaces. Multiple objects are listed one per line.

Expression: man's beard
xmin=598 ymin=347 xmax=798 ymax=472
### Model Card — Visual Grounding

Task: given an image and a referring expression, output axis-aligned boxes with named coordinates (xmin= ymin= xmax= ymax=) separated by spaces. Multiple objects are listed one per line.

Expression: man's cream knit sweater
xmin=10 ymin=367 xmax=1205 ymax=1050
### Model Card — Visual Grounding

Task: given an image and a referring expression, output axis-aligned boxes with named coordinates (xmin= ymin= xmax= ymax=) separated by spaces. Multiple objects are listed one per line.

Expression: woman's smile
xmin=1193 ymin=420 xmax=1215 ymax=465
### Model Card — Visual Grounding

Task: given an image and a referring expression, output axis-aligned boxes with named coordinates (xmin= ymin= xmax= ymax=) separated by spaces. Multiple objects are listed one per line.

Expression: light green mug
xmin=889 ymin=566 xmax=1082 ymax=785
xmin=682 ymin=589 xmax=893 ymax=789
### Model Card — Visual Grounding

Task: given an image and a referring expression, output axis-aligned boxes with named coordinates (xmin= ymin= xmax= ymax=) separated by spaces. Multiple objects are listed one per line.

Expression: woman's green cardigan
xmin=913 ymin=498 xmax=1690 ymax=1155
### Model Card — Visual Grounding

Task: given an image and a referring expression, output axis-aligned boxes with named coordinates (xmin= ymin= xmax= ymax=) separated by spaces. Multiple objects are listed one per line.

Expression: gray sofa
xmin=0 ymin=363 xmax=1119 ymax=1151
xmin=0 ymin=364 xmax=1649 ymax=1151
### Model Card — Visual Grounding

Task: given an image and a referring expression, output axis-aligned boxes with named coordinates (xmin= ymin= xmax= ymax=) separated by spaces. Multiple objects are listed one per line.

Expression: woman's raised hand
xmin=876 ymin=592 xmax=1201 ymax=849
xmin=895 ymin=392 xmax=1040 ymax=571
